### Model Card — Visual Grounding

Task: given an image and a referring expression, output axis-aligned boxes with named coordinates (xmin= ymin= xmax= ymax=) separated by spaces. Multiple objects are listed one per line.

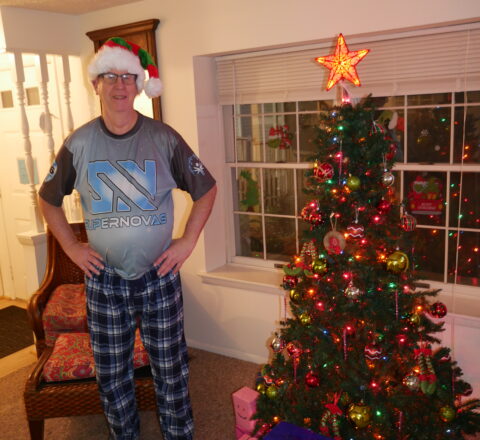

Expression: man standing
xmin=39 ymin=37 xmax=216 ymax=440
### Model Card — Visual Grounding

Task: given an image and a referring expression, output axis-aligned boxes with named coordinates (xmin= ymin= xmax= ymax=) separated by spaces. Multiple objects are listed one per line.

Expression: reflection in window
xmin=449 ymin=173 xmax=480 ymax=229
xmin=265 ymin=216 xmax=296 ymax=261
xmin=453 ymin=106 xmax=480 ymax=164
xmin=448 ymin=230 xmax=480 ymax=286
xmin=414 ymin=228 xmax=445 ymax=282
xmin=235 ymin=214 xmax=263 ymax=259
xmin=407 ymin=108 xmax=450 ymax=163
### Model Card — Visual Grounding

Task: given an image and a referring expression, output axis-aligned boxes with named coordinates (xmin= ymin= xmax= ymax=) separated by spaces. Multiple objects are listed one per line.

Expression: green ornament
xmin=346 ymin=176 xmax=361 ymax=191
xmin=266 ymin=385 xmax=278 ymax=399
xmin=439 ymin=405 xmax=456 ymax=422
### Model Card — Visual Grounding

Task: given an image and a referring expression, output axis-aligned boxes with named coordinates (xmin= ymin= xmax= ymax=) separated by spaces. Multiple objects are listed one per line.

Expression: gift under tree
xmin=253 ymin=35 xmax=480 ymax=440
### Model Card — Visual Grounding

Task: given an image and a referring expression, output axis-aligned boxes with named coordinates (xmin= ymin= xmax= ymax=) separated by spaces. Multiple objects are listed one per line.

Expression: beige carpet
xmin=0 ymin=347 xmax=260 ymax=439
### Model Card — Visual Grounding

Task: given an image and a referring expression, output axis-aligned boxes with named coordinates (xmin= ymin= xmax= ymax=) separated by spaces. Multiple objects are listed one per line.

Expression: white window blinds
xmin=216 ymin=22 xmax=480 ymax=104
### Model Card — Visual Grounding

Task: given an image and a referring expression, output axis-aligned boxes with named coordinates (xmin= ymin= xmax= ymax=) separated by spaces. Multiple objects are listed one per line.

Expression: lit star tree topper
xmin=315 ymin=33 xmax=370 ymax=91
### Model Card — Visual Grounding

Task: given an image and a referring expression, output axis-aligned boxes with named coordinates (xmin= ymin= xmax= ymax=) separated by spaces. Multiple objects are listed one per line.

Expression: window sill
xmin=200 ymin=265 xmax=480 ymax=319
xmin=199 ymin=263 xmax=284 ymax=296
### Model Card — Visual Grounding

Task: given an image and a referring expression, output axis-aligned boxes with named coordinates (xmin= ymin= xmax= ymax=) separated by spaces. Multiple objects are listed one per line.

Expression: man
xmin=39 ymin=37 xmax=216 ymax=440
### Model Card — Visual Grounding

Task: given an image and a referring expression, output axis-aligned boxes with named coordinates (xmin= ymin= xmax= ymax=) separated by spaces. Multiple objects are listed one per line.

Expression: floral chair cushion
xmin=43 ymin=330 xmax=150 ymax=382
xmin=43 ymin=284 xmax=88 ymax=347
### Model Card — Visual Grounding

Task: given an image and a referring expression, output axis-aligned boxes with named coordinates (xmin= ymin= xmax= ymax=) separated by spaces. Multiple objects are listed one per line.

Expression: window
xmin=0 ymin=90 xmax=13 ymax=108
xmin=25 ymin=87 xmax=40 ymax=106
xmin=223 ymin=90 xmax=480 ymax=287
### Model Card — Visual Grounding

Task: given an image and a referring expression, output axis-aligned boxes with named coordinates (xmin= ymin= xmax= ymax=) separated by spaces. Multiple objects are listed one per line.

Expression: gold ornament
xmin=348 ymin=402 xmax=372 ymax=428
xmin=439 ymin=405 xmax=456 ymax=422
xmin=312 ymin=258 xmax=328 ymax=274
xmin=256 ymin=383 xmax=267 ymax=394
xmin=299 ymin=313 xmax=312 ymax=326
xmin=289 ymin=289 xmax=301 ymax=303
xmin=347 ymin=175 xmax=361 ymax=191
xmin=409 ymin=312 xmax=421 ymax=326
xmin=386 ymin=251 xmax=409 ymax=273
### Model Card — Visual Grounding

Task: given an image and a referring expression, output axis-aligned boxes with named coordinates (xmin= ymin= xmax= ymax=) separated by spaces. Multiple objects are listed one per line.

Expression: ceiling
xmin=0 ymin=0 xmax=142 ymax=15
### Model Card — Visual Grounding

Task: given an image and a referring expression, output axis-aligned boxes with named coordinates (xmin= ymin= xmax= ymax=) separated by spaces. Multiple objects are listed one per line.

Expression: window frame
xmin=223 ymin=92 xmax=480 ymax=291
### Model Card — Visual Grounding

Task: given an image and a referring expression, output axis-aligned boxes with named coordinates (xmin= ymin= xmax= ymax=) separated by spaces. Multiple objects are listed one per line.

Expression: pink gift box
xmin=232 ymin=386 xmax=259 ymax=435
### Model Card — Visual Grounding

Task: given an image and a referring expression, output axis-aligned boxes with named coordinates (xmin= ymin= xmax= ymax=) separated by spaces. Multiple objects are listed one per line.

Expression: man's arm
xmin=154 ymin=184 xmax=217 ymax=276
xmin=39 ymin=198 xmax=104 ymax=277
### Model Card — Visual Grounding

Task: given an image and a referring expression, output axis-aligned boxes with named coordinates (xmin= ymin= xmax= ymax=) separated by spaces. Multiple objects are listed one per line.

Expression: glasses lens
xmin=100 ymin=73 xmax=136 ymax=85
xmin=121 ymin=74 xmax=136 ymax=85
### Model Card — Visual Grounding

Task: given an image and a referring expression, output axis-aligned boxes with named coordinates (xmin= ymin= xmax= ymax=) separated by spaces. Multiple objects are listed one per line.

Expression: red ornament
xmin=386 ymin=143 xmax=397 ymax=161
xmin=364 ymin=343 xmax=382 ymax=360
xmin=286 ymin=342 xmax=302 ymax=358
xmin=313 ymin=162 xmax=334 ymax=181
xmin=315 ymin=34 xmax=370 ymax=91
xmin=347 ymin=223 xmax=365 ymax=238
xmin=305 ymin=371 xmax=320 ymax=387
xmin=283 ymin=275 xmax=298 ymax=289
xmin=401 ymin=213 xmax=417 ymax=232
xmin=430 ymin=302 xmax=447 ymax=319
xmin=377 ymin=199 xmax=391 ymax=214
xmin=301 ymin=200 xmax=323 ymax=226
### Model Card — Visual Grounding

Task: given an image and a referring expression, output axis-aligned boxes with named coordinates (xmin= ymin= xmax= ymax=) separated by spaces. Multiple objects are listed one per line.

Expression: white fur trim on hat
xmin=144 ymin=77 xmax=163 ymax=98
xmin=88 ymin=46 xmax=146 ymax=92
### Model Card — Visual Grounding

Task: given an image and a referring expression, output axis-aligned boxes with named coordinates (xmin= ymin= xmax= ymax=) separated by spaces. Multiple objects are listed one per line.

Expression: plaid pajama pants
xmin=85 ymin=264 xmax=194 ymax=440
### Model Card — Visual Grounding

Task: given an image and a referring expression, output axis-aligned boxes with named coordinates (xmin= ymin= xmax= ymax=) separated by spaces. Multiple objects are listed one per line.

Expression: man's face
xmin=93 ymin=70 xmax=139 ymax=114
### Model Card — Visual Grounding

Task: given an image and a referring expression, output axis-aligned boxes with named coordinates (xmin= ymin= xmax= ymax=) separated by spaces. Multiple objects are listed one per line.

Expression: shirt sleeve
xmin=170 ymin=135 xmax=216 ymax=201
xmin=38 ymin=144 xmax=76 ymax=207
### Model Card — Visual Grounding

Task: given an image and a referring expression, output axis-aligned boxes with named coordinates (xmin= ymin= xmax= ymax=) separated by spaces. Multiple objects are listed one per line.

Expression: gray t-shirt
xmin=39 ymin=113 xmax=215 ymax=280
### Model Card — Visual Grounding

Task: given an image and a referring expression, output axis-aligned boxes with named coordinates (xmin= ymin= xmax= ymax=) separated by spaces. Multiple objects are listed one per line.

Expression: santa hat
xmin=88 ymin=37 xmax=163 ymax=98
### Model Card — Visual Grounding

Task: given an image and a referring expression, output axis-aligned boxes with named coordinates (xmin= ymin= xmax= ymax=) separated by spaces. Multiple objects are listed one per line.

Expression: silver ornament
xmin=345 ymin=283 xmax=362 ymax=300
xmin=271 ymin=337 xmax=284 ymax=353
xmin=381 ymin=171 xmax=395 ymax=187
xmin=403 ymin=374 xmax=420 ymax=391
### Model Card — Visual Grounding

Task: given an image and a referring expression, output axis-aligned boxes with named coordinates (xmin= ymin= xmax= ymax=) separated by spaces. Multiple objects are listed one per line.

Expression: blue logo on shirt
xmin=88 ymin=160 xmax=158 ymax=214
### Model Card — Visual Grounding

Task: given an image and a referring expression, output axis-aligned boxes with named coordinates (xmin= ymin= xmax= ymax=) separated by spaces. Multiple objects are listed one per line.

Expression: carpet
xmin=0 ymin=347 xmax=260 ymax=439
xmin=0 ymin=306 xmax=34 ymax=358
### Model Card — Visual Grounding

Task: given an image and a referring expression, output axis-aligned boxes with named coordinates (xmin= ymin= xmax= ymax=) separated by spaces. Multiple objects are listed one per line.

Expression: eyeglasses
xmin=98 ymin=72 xmax=137 ymax=85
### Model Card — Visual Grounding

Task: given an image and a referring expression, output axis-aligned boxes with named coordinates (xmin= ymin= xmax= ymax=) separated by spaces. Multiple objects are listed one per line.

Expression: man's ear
xmin=92 ymin=79 xmax=99 ymax=95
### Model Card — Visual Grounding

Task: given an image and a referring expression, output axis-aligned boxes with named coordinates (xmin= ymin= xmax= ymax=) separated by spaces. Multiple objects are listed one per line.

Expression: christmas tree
xmin=253 ymin=95 xmax=480 ymax=439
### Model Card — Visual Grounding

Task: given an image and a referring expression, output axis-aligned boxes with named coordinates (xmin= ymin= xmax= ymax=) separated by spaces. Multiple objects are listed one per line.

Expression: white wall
xmin=2 ymin=1 xmax=480 ymax=379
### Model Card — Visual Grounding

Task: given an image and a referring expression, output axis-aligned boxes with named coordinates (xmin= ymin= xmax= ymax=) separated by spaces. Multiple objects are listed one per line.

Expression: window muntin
xmin=226 ymin=92 xmax=480 ymax=287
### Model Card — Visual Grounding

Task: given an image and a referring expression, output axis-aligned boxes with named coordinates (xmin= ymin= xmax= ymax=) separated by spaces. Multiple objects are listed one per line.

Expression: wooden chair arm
xmin=24 ymin=347 xmax=54 ymax=393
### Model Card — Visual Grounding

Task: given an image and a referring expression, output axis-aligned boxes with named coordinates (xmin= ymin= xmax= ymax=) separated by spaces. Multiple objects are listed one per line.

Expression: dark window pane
xmin=235 ymin=115 xmax=263 ymax=162
xmin=455 ymin=91 xmax=480 ymax=104
xmin=264 ymin=102 xmax=296 ymax=113
xmin=263 ymin=169 xmax=295 ymax=215
xmin=371 ymin=96 xmax=405 ymax=107
xmin=414 ymin=228 xmax=445 ymax=282
xmin=265 ymin=114 xmax=297 ymax=163
xmin=298 ymin=100 xmax=333 ymax=111
xmin=265 ymin=216 xmax=296 ymax=261
xmin=299 ymin=113 xmax=323 ymax=162
xmin=453 ymin=106 xmax=480 ymax=164
xmin=296 ymin=168 xmax=311 ymax=216
xmin=235 ymin=104 xmax=261 ymax=115
xmin=449 ymin=173 xmax=480 ymax=229
xmin=407 ymin=93 xmax=452 ymax=106
xmin=375 ymin=109 xmax=405 ymax=162
xmin=233 ymin=168 xmax=261 ymax=213
xmin=404 ymin=171 xmax=446 ymax=226
xmin=234 ymin=214 xmax=263 ymax=258
xmin=447 ymin=230 xmax=480 ymax=286
xmin=407 ymin=108 xmax=450 ymax=163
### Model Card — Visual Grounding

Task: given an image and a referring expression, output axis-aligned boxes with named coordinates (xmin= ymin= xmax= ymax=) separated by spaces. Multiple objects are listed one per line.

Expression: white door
xmin=0 ymin=54 xmax=65 ymax=300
